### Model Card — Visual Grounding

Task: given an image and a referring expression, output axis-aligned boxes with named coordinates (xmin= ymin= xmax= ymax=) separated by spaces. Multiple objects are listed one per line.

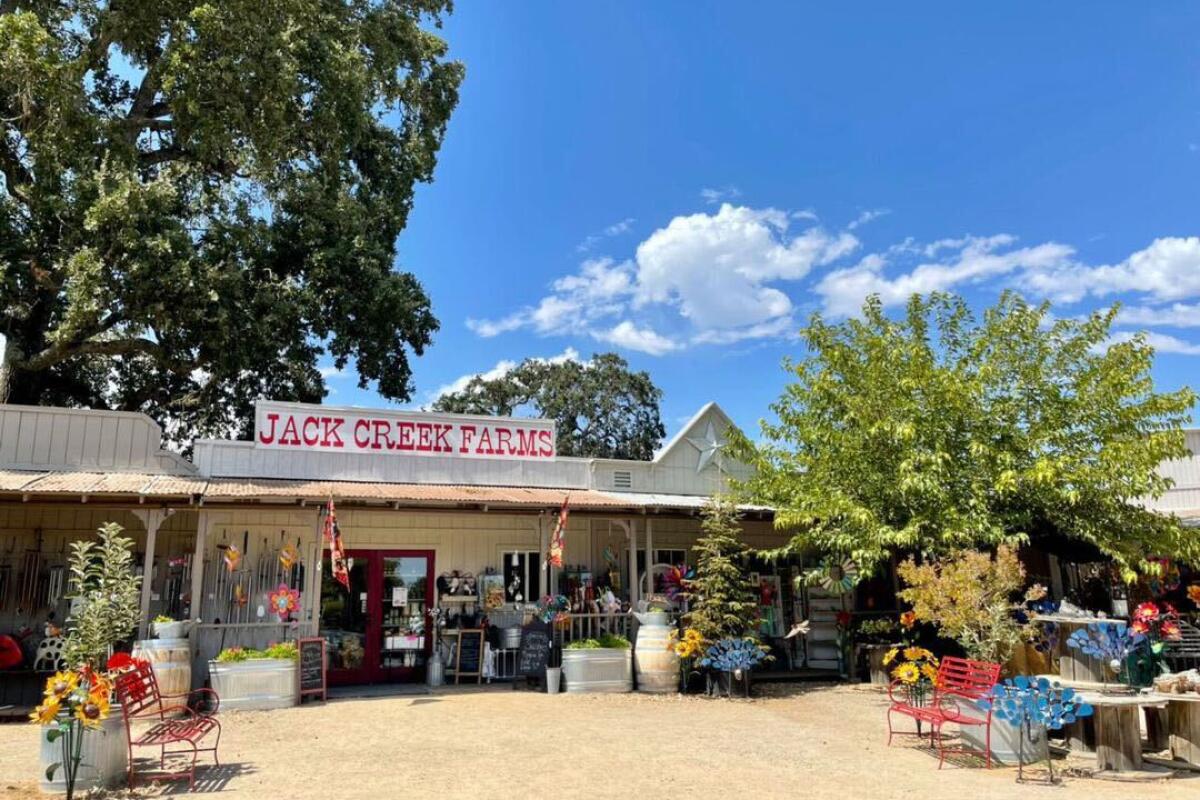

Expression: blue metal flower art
xmin=976 ymin=676 xmax=1094 ymax=783
xmin=697 ymin=637 xmax=766 ymax=674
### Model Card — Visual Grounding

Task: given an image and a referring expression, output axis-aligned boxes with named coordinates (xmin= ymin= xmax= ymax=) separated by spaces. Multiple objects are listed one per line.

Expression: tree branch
xmin=0 ymin=138 xmax=32 ymax=205
xmin=23 ymin=335 xmax=189 ymax=375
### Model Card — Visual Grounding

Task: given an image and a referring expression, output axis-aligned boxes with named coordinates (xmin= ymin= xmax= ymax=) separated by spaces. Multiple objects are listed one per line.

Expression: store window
xmin=502 ymin=550 xmax=541 ymax=603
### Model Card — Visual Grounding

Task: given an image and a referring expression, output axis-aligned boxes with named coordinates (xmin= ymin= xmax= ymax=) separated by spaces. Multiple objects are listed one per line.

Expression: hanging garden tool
xmin=0 ymin=535 xmax=15 ymax=610
xmin=16 ymin=529 xmax=44 ymax=615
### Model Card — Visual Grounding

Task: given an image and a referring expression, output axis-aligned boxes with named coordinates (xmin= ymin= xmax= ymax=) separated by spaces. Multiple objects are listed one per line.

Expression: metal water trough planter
xmin=561 ymin=648 xmax=632 ymax=693
xmin=208 ymin=658 xmax=298 ymax=710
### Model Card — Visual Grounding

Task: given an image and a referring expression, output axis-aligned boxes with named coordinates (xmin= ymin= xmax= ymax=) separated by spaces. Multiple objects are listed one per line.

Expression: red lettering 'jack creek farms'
xmin=253 ymin=401 xmax=557 ymax=459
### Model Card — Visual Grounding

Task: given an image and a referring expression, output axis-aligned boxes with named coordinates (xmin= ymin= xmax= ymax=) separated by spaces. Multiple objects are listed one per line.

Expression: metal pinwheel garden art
xmin=697 ymin=638 xmax=767 ymax=698
xmin=1065 ymin=622 xmax=1145 ymax=689
xmin=977 ymin=676 xmax=1094 ymax=783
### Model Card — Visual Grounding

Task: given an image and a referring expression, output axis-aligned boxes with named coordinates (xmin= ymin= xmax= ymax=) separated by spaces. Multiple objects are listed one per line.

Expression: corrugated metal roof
xmin=202 ymin=478 xmax=634 ymax=509
xmin=0 ymin=470 xmax=47 ymax=491
xmin=0 ymin=470 xmax=204 ymax=497
xmin=0 ymin=472 xmax=771 ymax=515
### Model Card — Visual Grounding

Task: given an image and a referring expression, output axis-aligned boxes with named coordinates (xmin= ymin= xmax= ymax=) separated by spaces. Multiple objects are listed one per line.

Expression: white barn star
xmin=686 ymin=420 xmax=726 ymax=474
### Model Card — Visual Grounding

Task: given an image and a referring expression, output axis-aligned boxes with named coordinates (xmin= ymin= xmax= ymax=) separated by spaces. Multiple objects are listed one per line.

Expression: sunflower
xmin=903 ymin=646 xmax=925 ymax=662
xmin=44 ymin=671 xmax=79 ymax=700
xmin=892 ymin=662 xmax=920 ymax=684
xmin=74 ymin=693 xmax=110 ymax=729
xmin=87 ymin=673 xmax=113 ymax=703
xmin=882 ymin=647 xmax=899 ymax=666
xmin=920 ymin=662 xmax=939 ymax=682
xmin=30 ymin=699 xmax=61 ymax=725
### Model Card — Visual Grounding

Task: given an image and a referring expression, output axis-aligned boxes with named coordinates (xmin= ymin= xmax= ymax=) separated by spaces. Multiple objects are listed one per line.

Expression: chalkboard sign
xmin=298 ymin=637 xmax=327 ymax=702
xmin=516 ymin=620 xmax=552 ymax=677
xmin=455 ymin=629 xmax=484 ymax=684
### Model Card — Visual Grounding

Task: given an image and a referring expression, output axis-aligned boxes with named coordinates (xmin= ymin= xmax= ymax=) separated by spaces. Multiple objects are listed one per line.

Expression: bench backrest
xmin=114 ymin=661 xmax=164 ymax=720
xmin=935 ymin=655 xmax=1001 ymax=700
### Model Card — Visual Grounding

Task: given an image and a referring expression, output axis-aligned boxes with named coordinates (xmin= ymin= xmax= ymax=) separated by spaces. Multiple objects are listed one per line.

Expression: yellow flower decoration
xmin=903 ymin=646 xmax=925 ymax=662
xmin=892 ymin=662 xmax=920 ymax=684
xmin=882 ymin=647 xmax=899 ymax=666
xmin=920 ymin=662 xmax=939 ymax=682
xmin=30 ymin=699 xmax=61 ymax=725
xmin=899 ymin=611 xmax=917 ymax=629
xmin=88 ymin=674 xmax=113 ymax=702
xmin=44 ymin=671 xmax=79 ymax=700
xmin=74 ymin=694 xmax=110 ymax=729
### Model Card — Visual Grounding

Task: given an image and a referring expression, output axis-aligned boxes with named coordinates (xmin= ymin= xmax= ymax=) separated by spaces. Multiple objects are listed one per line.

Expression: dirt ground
xmin=1 ymin=683 xmax=1197 ymax=799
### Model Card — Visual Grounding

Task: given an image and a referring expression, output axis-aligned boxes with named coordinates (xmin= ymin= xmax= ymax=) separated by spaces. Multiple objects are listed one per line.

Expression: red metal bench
xmin=886 ymin=655 xmax=1002 ymax=768
xmin=113 ymin=661 xmax=222 ymax=790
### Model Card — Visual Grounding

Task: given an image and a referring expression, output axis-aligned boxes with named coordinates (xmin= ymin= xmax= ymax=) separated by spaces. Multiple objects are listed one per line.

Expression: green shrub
xmin=214 ymin=641 xmax=299 ymax=662
xmin=564 ymin=634 xmax=631 ymax=650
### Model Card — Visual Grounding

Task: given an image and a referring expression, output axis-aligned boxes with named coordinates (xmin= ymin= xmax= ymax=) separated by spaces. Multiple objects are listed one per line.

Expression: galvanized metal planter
xmin=39 ymin=711 xmax=128 ymax=792
xmin=209 ymin=658 xmax=298 ymax=710
xmin=561 ymin=648 xmax=632 ymax=693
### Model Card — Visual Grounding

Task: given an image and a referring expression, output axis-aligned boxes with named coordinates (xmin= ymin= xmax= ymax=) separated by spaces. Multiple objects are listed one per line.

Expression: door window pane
xmin=503 ymin=551 xmax=540 ymax=603
xmin=321 ymin=555 xmax=368 ymax=671
xmin=380 ymin=556 xmax=429 ymax=670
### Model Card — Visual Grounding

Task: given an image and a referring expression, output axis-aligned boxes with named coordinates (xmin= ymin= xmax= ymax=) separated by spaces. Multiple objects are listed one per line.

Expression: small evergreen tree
xmin=686 ymin=495 xmax=760 ymax=646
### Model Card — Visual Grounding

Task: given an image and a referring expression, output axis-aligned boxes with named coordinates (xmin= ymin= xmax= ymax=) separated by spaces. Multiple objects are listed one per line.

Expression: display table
xmin=1149 ymin=693 xmax=1200 ymax=766
xmin=1074 ymin=691 xmax=1167 ymax=772
xmin=1032 ymin=615 xmax=1126 ymax=684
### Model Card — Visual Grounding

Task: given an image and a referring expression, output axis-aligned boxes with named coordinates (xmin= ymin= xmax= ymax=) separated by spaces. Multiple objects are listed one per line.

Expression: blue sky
xmin=327 ymin=2 xmax=1200 ymax=443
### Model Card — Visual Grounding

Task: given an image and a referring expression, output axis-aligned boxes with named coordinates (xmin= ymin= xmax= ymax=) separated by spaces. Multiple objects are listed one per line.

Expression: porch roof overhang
xmin=0 ymin=469 xmax=204 ymax=502
xmin=0 ymin=471 xmax=775 ymax=518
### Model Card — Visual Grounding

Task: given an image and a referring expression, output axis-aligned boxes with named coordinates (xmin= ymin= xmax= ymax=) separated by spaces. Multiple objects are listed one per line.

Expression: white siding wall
xmin=0 ymin=406 xmax=193 ymax=474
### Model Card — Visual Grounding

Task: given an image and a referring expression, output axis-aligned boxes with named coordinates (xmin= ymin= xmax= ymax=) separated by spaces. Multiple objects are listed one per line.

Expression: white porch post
xmin=305 ymin=508 xmax=324 ymax=636
xmin=133 ymin=508 xmax=168 ymax=640
xmin=538 ymin=513 xmax=549 ymax=598
xmin=627 ymin=518 xmax=640 ymax=608
xmin=190 ymin=509 xmax=209 ymax=626
xmin=645 ymin=516 xmax=654 ymax=596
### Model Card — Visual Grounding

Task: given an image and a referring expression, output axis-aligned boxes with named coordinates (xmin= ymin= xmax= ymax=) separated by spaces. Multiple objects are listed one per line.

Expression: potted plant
xmin=561 ymin=634 xmax=632 ymax=693
xmin=150 ymin=614 xmax=188 ymax=639
xmin=36 ymin=523 xmax=141 ymax=793
xmin=668 ymin=627 xmax=706 ymax=693
xmin=208 ymin=641 xmax=299 ymax=710
xmin=856 ymin=614 xmax=909 ymax=685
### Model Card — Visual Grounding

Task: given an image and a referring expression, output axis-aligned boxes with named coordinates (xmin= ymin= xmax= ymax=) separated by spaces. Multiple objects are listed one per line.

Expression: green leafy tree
xmin=0 ymin=1 xmax=464 ymax=442
xmin=64 ymin=522 xmax=142 ymax=670
xmin=733 ymin=292 xmax=1198 ymax=578
xmin=686 ymin=495 xmax=760 ymax=645
xmin=433 ymin=352 xmax=666 ymax=459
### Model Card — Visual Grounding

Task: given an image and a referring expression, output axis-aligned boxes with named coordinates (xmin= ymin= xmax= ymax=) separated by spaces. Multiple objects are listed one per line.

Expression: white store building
xmin=0 ymin=400 xmax=845 ymax=702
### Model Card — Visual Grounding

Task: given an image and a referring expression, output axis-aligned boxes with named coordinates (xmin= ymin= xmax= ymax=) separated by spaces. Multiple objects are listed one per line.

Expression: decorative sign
xmin=455 ymin=629 xmax=484 ymax=684
xmin=254 ymin=401 xmax=556 ymax=460
xmin=516 ymin=619 xmax=552 ymax=677
xmin=298 ymin=638 xmax=327 ymax=702
xmin=392 ymin=586 xmax=408 ymax=607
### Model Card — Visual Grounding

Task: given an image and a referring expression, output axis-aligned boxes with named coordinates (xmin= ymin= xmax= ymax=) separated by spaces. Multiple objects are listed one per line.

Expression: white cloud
xmin=1118 ymin=302 xmax=1200 ymax=328
xmin=634 ymin=203 xmax=857 ymax=328
xmin=591 ymin=321 xmax=680 ymax=355
xmin=467 ymin=259 xmax=634 ymax=338
xmin=604 ymin=218 xmax=635 ymax=236
xmin=1107 ymin=331 xmax=1200 ymax=356
xmin=1021 ymin=237 xmax=1200 ymax=304
xmin=700 ymin=186 xmax=741 ymax=204
xmin=577 ymin=218 xmax=637 ymax=252
xmin=318 ymin=365 xmax=346 ymax=379
xmin=816 ymin=235 xmax=1075 ymax=317
xmin=430 ymin=348 xmax=582 ymax=402
xmin=847 ymin=208 xmax=890 ymax=231
xmin=469 ymin=203 xmax=858 ymax=353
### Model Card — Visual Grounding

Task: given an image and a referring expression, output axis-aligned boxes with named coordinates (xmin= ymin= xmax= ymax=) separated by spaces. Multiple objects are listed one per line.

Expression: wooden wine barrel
xmin=634 ymin=622 xmax=679 ymax=693
xmin=132 ymin=638 xmax=191 ymax=716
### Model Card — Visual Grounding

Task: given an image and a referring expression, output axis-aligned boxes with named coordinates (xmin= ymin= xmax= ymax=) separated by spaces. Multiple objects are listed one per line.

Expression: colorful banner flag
xmin=546 ymin=495 xmax=569 ymax=569
xmin=324 ymin=498 xmax=350 ymax=591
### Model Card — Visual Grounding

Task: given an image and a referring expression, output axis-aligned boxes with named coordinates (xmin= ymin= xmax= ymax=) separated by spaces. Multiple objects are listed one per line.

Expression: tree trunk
xmin=0 ymin=339 xmax=21 ymax=404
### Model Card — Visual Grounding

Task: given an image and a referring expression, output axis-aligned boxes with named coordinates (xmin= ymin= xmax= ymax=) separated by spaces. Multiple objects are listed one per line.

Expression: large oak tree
xmin=433 ymin=352 xmax=667 ymax=460
xmin=0 ymin=1 xmax=463 ymax=442
xmin=733 ymin=292 xmax=1199 ymax=578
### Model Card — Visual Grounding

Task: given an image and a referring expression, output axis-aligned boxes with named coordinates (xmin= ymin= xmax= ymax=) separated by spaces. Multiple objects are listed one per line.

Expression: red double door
xmin=319 ymin=549 xmax=435 ymax=685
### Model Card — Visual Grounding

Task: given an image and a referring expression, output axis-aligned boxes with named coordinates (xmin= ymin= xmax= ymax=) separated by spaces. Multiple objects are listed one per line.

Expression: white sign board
xmin=254 ymin=401 xmax=556 ymax=460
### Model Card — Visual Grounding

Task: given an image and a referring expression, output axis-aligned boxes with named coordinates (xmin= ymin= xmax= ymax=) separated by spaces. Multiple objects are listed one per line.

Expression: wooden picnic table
xmin=1149 ymin=692 xmax=1200 ymax=766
